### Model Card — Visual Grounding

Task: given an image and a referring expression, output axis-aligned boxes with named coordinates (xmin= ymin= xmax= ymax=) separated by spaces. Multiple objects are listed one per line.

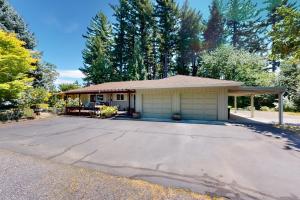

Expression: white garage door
xmin=181 ymin=92 xmax=217 ymax=120
xmin=142 ymin=94 xmax=172 ymax=118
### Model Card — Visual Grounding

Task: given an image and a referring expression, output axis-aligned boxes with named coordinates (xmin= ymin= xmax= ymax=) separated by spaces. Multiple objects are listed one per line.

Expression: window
xmin=116 ymin=94 xmax=125 ymax=101
xmin=96 ymin=94 xmax=104 ymax=102
xmin=90 ymin=95 xmax=96 ymax=102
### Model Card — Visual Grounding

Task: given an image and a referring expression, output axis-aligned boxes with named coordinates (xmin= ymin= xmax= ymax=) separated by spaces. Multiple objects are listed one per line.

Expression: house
xmin=63 ymin=75 xmax=285 ymax=123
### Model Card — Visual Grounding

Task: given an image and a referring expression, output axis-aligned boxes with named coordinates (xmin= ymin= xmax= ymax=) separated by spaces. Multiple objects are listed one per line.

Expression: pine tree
xmin=0 ymin=0 xmax=36 ymax=49
xmin=155 ymin=0 xmax=179 ymax=78
xmin=176 ymin=0 xmax=204 ymax=76
xmin=204 ymin=0 xmax=225 ymax=51
xmin=225 ymin=0 xmax=265 ymax=52
xmin=80 ymin=12 xmax=114 ymax=84
xmin=111 ymin=0 xmax=130 ymax=80
xmin=135 ymin=0 xmax=154 ymax=80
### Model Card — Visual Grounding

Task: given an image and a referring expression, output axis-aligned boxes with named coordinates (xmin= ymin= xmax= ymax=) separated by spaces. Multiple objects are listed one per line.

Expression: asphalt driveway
xmin=0 ymin=116 xmax=300 ymax=200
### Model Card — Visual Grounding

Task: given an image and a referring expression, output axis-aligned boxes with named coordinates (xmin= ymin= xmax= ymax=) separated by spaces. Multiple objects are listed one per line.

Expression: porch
xmin=63 ymin=89 xmax=136 ymax=116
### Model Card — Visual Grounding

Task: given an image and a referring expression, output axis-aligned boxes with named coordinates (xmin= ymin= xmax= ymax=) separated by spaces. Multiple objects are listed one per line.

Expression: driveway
xmin=0 ymin=116 xmax=300 ymax=200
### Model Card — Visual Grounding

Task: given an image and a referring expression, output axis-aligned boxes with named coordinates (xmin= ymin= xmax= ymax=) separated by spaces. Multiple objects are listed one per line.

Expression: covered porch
xmin=62 ymin=89 xmax=136 ymax=116
xmin=228 ymin=86 xmax=286 ymax=125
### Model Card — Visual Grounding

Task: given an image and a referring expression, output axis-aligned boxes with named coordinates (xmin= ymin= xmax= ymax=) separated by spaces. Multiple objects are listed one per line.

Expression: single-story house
xmin=63 ymin=75 xmax=285 ymax=124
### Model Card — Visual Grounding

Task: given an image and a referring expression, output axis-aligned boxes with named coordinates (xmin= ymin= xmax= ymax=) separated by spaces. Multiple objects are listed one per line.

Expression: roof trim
xmin=228 ymin=86 xmax=286 ymax=96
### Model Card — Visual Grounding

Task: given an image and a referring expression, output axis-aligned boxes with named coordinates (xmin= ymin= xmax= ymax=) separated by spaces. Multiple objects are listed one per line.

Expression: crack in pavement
xmin=71 ymin=149 xmax=98 ymax=165
xmin=113 ymin=132 xmax=126 ymax=141
xmin=76 ymin=160 xmax=288 ymax=200
xmin=47 ymin=132 xmax=117 ymax=160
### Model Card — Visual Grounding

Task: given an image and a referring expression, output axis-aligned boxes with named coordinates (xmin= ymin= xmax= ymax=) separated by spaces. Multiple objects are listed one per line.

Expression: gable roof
xmin=64 ymin=75 xmax=243 ymax=94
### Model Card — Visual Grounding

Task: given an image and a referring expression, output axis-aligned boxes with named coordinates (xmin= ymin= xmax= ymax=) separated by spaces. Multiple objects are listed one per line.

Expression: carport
xmin=228 ymin=86 xmax=286 ymax=124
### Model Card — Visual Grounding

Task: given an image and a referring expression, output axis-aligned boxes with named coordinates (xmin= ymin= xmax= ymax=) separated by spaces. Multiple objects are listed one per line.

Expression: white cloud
xmin=58 ymin=70 xmax=85 ymax=79
xmin=54 ymin=79 xmax=74 ymax=85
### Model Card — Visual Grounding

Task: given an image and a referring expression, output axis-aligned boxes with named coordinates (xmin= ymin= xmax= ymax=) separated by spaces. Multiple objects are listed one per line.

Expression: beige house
xmin=64 ymin=75 xmax=285 ymax=123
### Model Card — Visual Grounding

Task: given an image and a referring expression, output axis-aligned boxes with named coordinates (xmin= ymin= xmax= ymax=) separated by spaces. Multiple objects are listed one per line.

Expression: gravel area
xmin=0 ymin=149 xmax=218 ymax=200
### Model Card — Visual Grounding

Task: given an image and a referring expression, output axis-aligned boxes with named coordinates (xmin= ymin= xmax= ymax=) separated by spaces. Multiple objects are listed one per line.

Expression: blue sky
xmin=9 ymin=0 xmax=265 ymax=85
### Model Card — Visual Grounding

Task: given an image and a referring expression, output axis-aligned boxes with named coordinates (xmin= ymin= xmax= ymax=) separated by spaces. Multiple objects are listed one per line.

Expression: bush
xmin=37 ymin=103 xmax=49 ymax=111
xmin=66 ymin=97 xmax=80 ymax=107
xmin=23 ymin=108 xmax=35 ymax=119
xmin=260 ymin=106 xmax=270 ymax=111
xmin=53 ymin=99 xmax=66 ymax=114
xmin=101 ymin=106 xmax=118 ymax=118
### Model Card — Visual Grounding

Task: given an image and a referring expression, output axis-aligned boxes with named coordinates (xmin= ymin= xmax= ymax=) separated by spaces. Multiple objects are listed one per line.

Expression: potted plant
xmin=132 ymin=112 xmax=141 ymax=119
xmin=172 ymin=113 xmax=181 ymax=121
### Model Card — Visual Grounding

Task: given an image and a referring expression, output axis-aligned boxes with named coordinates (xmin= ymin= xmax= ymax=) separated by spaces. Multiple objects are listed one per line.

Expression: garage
xmin=180 ymin=92 xmax=218 ymax=120
xmin=142 ymin=93 xmax=172 ymax=118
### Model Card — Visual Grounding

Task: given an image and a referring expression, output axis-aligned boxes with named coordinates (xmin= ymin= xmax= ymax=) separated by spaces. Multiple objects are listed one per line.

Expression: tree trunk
xmin=163 ymin=52 xmax=168 ymax=78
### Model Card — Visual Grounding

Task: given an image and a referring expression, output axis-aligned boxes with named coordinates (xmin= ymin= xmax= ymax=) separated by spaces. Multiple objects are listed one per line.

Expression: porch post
xmin=128 ymin=91 xmax=131 ymax=115
xmin=234 ymin=96 xmax=237 ymax=113
xmin=250 ymin=94 xmax=254 ymax=118
xmin=78 ymin=94 xmax=81 ymax=115
xmin=278 ymin=92 xmax=283 ymax=125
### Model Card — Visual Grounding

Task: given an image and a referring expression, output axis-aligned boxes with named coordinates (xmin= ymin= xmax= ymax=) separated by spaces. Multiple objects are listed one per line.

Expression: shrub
xmin=23 ymin=108 xmax=35 ymax=119
xmin=101 ymin=106 xmax=118 ymax=118
xmin=66 ymin=97 xmax=80 ymax=107
xmin=37 ymin=103 xmax=49 ymax=111
xmin=260 ymin=106 xmax=270 ymax=111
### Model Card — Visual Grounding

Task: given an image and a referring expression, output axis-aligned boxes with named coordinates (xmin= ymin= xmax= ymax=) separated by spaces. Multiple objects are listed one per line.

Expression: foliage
xmin=176 ymin=0 xmax=204 ymax=76
xmin=0 ymin=30 xmax=36 ymax=104
xmin=23 ymin=108 xmax=35 ymax=119
xmin=19 ymin=87 xmax=50 ymax=108
xmin=200 ymin=45 xmax=275 ymax=86
xmin=53 ymin=99 xmax=65 ymax=113
xmin=66 ymin=97 xmax=80 ymax=107
xmin=80 ymin=11 xmax=114 ymax=84
xmin=0 ymin=109 xmax=23 ymax=121
xmin=155 ymin=0 xmax=179 ymax=78
xmin=224 ymin=0 xmax=266 ymax=52
xmin=58 ymin=82 xmax=81 ymax=92
xmin=270 ymin=6 xmax=300 ymax=63
xmin=204 ymin=0 xmax=225 ymax=51
xmin=0 ymin=0 xmax=36 ymax=49
xmin=276 ymin=62 xmax=300 ymax=111
xmin=31 ymin=56 xmax=59 ymax=91
xmin=101 ymin=106 xmax=118 ymax=118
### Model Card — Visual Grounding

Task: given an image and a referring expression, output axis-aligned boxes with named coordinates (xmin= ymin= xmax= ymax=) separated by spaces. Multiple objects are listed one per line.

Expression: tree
xmin=204 ymin=0 xmax=225 ymax=51
xmin=0 ymin=30 xmax=36 ymax=103
xmin=58 ymin=82 xmax=81 ymax=92
xmin=263 ymin=0 xmax=296 ymax=71
xmin=31 ymin=53 xmax=59 ymax=91
xmin=0 ymin=0 xmax=36 ymax=49
xmin=111 ymin=0 xmax=132 ymax=80
xmin=200 ymin=45 xmax=274 ymax=86
xmin=270 ymin=6 xmax=300 ymax=64
xmin=176 ymin=0 xmax=204 ymax=76
xmin=225 ymin=0 xmax=266 ymax=52
xmin=80 ymin=11 xmax=114 ymax=84
xmin=155 ymin=0 xmax=179 ymax=78
xmin=135 ymin=0 xmax=154 ymax=79
xmin=276 ymin=62 xmax=300 ymax=110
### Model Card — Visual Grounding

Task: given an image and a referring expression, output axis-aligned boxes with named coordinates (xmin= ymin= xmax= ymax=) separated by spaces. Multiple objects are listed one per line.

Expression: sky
xmin=9 ymin=0 xmax=265 ymax=85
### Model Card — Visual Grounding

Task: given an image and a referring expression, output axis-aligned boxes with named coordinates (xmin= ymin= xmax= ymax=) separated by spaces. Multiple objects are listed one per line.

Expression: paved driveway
xmin=0 ymin=116 xmax=300 ymax=200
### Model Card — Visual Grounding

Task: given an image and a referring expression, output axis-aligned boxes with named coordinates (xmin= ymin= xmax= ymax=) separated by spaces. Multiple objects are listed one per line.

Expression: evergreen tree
xmin=0 ymin=0 xmax=36 ymax=49
xmin=155 ymin=0 xmax=179 ymax=78
xmin=80 ymin=12 xmax=114 ymax=84
xmin=135 ymin=0 xmax=154 ymax=79
xmin=111 ymin=0 xmax=129 ymax=80
xmin=176 ymin=0 xmax=204 ymax=76
xmin=204 ymin=0 xmax=225 ymax=51
xmin=225 ymin=0 xmax=265 ymax=52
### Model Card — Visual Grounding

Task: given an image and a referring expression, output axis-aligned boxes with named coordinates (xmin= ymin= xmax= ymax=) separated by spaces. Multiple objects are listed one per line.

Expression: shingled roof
xmin=64 ymin=75 xmax=243 ymax=94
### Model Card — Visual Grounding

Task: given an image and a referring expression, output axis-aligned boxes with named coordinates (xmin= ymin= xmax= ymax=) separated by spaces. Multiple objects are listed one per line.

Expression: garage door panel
xmin=181 ymin=92 xmax=217 ymax=120
xmin=143 ymin=94 xmax=172 ymax=119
